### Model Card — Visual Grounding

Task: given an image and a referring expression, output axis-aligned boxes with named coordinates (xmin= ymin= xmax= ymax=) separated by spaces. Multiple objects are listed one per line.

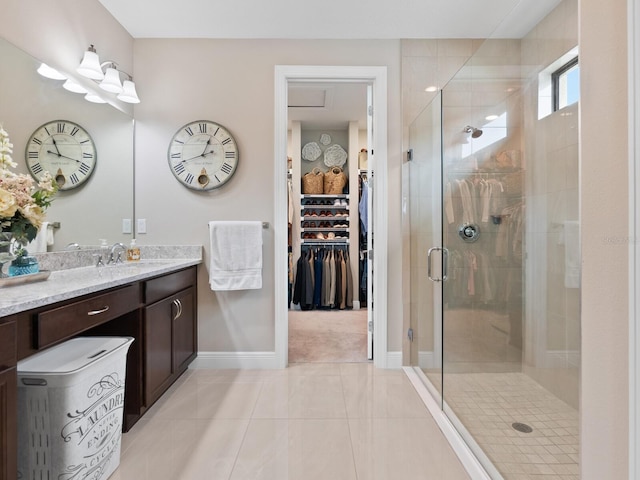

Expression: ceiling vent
xmin=288 ymin=87 xmax=333 ymax=108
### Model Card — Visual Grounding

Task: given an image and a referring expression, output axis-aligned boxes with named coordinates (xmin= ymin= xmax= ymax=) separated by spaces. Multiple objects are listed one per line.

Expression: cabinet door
xmin=144 ymin=298 xmax=173 ymax=407
xmin=172 ymin=287 xmax=195 ymax=374
xmin=0 ymin=367 xmax=16 ymax=480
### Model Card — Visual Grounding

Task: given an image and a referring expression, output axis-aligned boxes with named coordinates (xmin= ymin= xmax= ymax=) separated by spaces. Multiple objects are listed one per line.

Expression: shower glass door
xmin=440 ymin=61 xmax=527 ymax=476
xmin=409 ymin=29 xmax=580 ymax=479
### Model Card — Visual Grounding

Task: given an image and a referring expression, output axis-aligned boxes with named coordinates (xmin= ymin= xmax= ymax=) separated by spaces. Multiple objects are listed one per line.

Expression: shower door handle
xmin=428 ymin=247 xmax=449 ymax=282
xmin=442 ymin=247 xmax=449 ymax=281
xmin=427 ymin=247 xmax=442 ymax=282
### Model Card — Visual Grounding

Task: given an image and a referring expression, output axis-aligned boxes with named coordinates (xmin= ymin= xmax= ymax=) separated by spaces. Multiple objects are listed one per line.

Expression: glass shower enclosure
xmin=407 ymin=30 xmax=580 ymax=479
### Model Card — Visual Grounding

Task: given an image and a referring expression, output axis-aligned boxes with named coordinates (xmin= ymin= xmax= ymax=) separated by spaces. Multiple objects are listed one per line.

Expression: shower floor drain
xmin=511 ymin=422 xmax=533 ymax=433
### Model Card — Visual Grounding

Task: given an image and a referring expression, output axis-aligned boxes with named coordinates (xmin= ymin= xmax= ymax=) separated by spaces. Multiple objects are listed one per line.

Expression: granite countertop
xmin=0 ymin=245 xmax=202 ymax=317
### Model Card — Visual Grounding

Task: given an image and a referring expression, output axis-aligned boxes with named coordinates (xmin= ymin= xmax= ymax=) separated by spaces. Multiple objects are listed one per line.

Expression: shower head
xmin=464 ymin=125 xmax=483 ymax=138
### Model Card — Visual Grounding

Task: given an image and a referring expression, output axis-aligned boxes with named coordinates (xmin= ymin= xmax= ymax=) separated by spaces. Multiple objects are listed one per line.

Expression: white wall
xmin=580 ymin=0 xmax=630 ymax=477
xmin=132 ymin=39 xmax=403 ymax=354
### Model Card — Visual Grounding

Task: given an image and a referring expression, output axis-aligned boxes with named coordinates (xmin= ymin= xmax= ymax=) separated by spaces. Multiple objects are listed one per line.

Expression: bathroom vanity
xmin=0 ymin=251 xmax=201 ymax=480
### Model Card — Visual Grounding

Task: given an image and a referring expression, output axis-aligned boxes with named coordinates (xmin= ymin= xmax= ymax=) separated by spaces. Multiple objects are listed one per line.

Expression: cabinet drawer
xmin=35 ymin=283 xmax=140 ymax=349
xmin=145 ymin=267 xmax=196 ymax=304
xmin=0 ymin=322 xmax=16 ymax=370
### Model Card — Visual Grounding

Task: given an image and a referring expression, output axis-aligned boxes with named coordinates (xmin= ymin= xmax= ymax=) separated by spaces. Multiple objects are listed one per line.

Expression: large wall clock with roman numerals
xmin=25 ymin=120 xmax=97 ymax=191
xmin=168 ymin=120 xmax=239 ymax=191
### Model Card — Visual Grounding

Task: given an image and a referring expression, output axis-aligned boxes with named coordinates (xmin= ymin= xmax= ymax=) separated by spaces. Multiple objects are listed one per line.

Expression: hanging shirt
xmin=359 ymin=179 xmax=369 ymax=235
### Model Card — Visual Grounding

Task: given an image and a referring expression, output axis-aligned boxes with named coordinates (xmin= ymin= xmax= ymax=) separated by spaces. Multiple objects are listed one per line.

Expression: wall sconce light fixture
xmin=76 ymin=45 xmax=140 ymax=104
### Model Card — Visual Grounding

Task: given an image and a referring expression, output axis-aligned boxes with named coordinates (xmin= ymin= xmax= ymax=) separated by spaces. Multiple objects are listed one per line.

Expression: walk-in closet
xmin=286 ymin=82 xmax=371 ymax=363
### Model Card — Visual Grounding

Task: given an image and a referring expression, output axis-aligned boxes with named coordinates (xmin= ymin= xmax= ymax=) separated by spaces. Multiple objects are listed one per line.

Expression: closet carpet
xmin=288 ymin=309 xmax=368 ymax=363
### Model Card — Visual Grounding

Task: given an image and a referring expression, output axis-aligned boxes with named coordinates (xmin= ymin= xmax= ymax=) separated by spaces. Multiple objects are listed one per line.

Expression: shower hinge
xmin=407 ymin=328 xmax=414 ymax=342
xmin=368 ymin=321 xmax=373 ymax=333
xmin=407 ymin=149 xmax=413 ymax=161
xmin=368 ymin=105 xmax=373 ymax=116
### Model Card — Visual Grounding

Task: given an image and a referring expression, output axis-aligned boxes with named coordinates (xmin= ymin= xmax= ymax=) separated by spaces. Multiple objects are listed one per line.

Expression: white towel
xmin=563 ymin=220 xmax=580 ymax=288
xmin=26 ymin=221 xmax=50 ymax=253
xmin=208 ymin=221 xmax=263 ymax=290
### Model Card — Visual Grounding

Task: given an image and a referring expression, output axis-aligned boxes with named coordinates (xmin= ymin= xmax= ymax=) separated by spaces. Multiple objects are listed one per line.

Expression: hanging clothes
xmin=292 ymin=247 xmax=353 ymax=310
xmin=359 ymin=178 xmax=369 ymax=235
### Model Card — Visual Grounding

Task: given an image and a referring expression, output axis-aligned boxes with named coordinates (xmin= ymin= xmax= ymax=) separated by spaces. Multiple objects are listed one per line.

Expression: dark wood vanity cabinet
xmin=0 ymin=319 xmax=16 ymax=480
xmin=1 ymin=265 xmax=198 ymax=480
xmin=144 ymin=268 xmax=197 ymax=408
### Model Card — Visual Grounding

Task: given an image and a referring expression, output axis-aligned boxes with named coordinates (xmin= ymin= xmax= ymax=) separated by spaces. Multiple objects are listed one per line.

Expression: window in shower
xmin=553 ymin=56 xmax=580 ymax=111
xmin=537 ymin=46 xmax=579 ymax=119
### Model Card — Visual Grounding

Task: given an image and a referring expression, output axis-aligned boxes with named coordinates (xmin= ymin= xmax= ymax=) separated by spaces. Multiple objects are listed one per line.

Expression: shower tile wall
xmin=522 ymin=0 xmax=579 ymax=409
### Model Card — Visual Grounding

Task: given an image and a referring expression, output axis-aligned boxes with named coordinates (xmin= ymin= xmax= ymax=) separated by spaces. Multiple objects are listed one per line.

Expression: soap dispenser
xmin=127 ymin=239 xmax=141 ymax=261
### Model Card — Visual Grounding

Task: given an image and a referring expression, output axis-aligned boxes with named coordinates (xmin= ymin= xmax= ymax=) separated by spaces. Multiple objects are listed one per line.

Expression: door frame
xmin=273 ymin=65 xmax=388 ymax=368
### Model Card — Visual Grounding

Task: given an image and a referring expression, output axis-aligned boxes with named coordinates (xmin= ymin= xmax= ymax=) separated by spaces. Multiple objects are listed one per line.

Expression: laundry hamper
xmin=17 ymin=336 xmax=133 ymax=480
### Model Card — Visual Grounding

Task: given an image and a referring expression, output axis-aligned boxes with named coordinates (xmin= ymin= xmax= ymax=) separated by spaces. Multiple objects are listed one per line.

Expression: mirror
xmin=0 ymin=37 xmax=134 ymax=251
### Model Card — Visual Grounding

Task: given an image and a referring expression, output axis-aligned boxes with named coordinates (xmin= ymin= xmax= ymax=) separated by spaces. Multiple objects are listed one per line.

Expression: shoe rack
xmin=300 ymin=194 xmax=349 ymax=244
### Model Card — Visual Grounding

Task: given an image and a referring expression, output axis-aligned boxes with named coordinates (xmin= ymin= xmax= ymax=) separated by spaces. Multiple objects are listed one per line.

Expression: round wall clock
xmin=168 ymin=120 xmax=239 ymax=191
xmin=25 ymin=120 xmax=97 ymax=191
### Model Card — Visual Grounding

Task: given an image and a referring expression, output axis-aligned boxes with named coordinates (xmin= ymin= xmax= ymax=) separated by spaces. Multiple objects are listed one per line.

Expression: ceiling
xmin=97 ymin=0 xmax=562 ymax=129
xmin=98 ymin=0 xmax=561 ymax=40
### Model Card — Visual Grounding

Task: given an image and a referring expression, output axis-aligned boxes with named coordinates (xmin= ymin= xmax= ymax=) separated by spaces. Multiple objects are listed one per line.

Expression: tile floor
xmin=426 ymin=371 xmax=579 ymax=479
xmin=112 ymin=363 xmax=470 ymax=480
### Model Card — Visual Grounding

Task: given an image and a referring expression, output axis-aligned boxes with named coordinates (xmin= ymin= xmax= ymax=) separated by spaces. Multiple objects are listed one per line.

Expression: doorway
xmin=287 ymin=81 xmax=369 ymax=363
xmin=273 ymin=65 xmax=388 ymax=368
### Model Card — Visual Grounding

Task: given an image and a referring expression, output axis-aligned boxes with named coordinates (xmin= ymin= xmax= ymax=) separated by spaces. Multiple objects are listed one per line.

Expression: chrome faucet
xmin=92 ymin=253 xmax=105 ymax=267
xmin=65 ymin=242 xmax=80 ymax=250
xmin=108 ymin=243 xmax=127 ymax=264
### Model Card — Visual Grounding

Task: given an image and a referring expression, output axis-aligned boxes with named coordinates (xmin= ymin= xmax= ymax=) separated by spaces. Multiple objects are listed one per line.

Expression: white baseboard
xmin=386 ymin=351 xmax=403 ymax=368
xmin=418 ymin=351 xmax=435 ymax=369
xmin=193 ymin=350 xmax=402 ymax=370
xmin=384 ymin=351 xmax=435 ymax=369
xmin=191 ymin=351 xmax=280 ymax=369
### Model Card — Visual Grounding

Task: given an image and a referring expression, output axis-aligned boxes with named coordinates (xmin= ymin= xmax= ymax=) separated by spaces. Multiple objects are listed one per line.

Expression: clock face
xmin=25 ymin=120 xmax=97 ymax=191
xmin=168 ymin=120 xmax=239 ymax=191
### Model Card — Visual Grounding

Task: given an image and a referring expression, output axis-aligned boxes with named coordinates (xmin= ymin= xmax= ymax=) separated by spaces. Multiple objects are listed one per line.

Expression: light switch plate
xmin=137 ymin=218 xmax=147 ymax=234
xmin=122 ymin=218 xmax=132 ymax=234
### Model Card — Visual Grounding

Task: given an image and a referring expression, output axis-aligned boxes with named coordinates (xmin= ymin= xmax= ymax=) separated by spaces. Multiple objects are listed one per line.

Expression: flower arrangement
xmin=0 ymin=126 xmax=57 ymax=247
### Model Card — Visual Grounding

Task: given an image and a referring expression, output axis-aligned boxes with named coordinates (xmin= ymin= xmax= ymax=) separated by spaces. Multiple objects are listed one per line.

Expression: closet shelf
xmin=299 ymin=191 xmax=351 ymax=247
xmin=302 ymin=215 xmax=349 ymax=221
xmin=300 ymin=204 xmax=349 ymax=209
xmin=301 ymin=194 xmax=348 ymax=199
xmin=301 ymin=239 xmax=349 ymax=245
xmin=301 ymin=227 xmax=349 ymax=232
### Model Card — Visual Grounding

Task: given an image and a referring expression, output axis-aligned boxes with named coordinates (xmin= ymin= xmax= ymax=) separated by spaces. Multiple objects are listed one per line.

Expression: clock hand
xmin=46 ymin=150 xmax=81 ymax=163
xmin=181 ymin=150 xmax=215 ymax=162
xmin=51 ymin=136 xmax=62 ymax=156
xmin=200 ymin=137 xmax=211 ymax=155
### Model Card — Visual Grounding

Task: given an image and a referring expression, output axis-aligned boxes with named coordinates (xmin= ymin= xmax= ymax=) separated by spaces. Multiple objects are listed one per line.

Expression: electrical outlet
xmin=122 ymin=218 xmax=132 ymax=234
xmin=137 ymin=218 xmax=147 ymax=234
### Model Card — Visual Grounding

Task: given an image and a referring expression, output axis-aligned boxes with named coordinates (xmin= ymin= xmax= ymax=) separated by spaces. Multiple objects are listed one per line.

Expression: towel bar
xmin=208 ymin=222 xmax=269 ymax=229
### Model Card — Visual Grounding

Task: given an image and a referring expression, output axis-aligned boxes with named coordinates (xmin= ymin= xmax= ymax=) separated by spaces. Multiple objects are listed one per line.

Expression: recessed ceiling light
xmin=424 ymin=86 xmax=438 ymax=92
xmin=485 ymin=114 xmax=499 ymax=121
